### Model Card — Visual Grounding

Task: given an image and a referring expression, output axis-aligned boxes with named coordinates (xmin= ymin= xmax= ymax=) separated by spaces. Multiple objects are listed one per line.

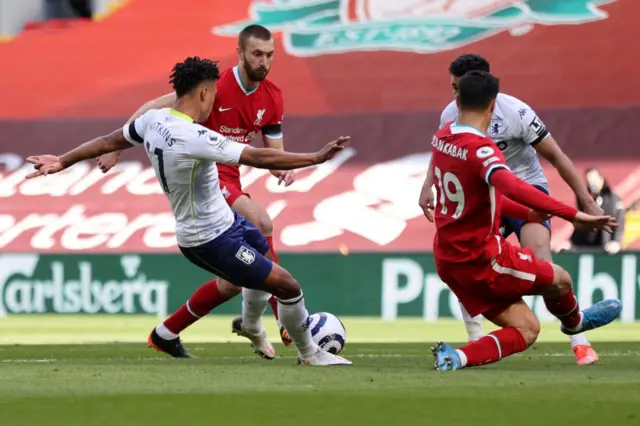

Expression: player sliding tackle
xmin=421 ymin=54 xmax=604 ymax=365
xmin=426 ymin=70 xmax=621 ymax=371
xmin=24 ymin=57 xmax=352 ymax=366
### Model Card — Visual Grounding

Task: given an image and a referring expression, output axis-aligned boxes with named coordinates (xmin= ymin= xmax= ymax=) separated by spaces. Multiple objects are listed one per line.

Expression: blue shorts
xmin=500 ymin=184 xmax=552 ymax=239
xmin=179 ymin=213 xmax=273 ymax=288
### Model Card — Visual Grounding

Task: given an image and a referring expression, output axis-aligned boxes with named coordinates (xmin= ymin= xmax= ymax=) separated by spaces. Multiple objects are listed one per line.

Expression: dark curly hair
xmin=169 ymin=57 xmax=220 ymax=97
xmin=449 ymin=54 xmax=490 ymax=77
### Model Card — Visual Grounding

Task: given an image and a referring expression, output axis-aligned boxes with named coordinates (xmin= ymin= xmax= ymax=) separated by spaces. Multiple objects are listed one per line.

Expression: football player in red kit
xmin=96 ymin=25 xmax=293 ymax=358
xmin=427 ymin=71 xmax=622 ymax=371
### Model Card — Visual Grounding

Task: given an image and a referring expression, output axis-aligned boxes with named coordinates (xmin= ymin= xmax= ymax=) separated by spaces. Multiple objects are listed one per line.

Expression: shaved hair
xmin=238 ymin=24 xmax=273 ymax=49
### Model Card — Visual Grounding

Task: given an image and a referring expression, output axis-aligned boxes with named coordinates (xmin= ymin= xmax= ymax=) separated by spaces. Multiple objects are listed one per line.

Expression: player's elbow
xmin=239 ymin=148 xmax=269 ymax=169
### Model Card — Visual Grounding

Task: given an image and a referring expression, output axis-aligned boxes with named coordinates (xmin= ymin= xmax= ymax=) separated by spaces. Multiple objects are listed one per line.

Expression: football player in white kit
xmin=25 ymin=57 xmax=352 ymax=366
xmin=419 ymin=54 xmax=606 ymax=365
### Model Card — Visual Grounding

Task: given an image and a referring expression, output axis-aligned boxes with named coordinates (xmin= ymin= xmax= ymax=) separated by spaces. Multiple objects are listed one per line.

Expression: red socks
xmin=544 ymin=290 xmax=582 ymax=329
xmin=163 ymin=279 xmax=231 ymax=334
xmin=460 ymin=327 xmax=528 ymax=367
xmin=266 ymin=236 xmax=280 ymax=321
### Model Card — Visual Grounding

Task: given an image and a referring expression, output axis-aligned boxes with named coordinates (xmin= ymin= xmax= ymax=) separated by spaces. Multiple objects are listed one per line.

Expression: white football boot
xmin=297 ymin=349 xmax=352 ymax=366
xmin=232 ymin=317 xmax=276 ymax=360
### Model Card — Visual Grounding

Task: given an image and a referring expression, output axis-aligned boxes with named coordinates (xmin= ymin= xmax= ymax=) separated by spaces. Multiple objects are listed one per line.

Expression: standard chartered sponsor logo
xmin=0 ymin=255 xmax=169 ymax=317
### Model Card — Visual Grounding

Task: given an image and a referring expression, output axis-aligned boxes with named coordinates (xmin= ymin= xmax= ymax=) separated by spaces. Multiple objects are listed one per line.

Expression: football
xmin=307 ymin=312 xmax=347 ymax=354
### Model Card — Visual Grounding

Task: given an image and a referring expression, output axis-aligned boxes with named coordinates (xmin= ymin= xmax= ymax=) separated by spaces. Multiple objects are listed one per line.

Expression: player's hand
xmin=582 ymin=199 xmax=605 ymax=216
xmin=581 ymin=200 xmax=611 ymax=232
xmin=571 ymin=212 xmax=617 ymax=232
xmin=271 ymin=170 xmax=296 ymax=187
xmin=604 ymin=240 xmax=622 ymax=255
xmin=96 ymin=151 xmax=120 ymax=173
xmin=527 ymin=210 xmax=550 ymax=223
xmin=418 ymin=183 xmax=436 ymax=222
xmin=314 ymin=136 xmax=350 ymax=164
xmin=25 ymin=155 xmax=64 ymax=178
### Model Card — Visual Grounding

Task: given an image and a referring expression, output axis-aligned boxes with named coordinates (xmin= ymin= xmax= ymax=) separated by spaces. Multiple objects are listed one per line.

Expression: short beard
xmin=243 ymin=58 xmax=269 ymax=82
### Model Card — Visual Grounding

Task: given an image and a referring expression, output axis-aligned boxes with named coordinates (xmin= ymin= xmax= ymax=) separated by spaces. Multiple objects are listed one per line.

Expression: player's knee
xmin=217 ymin=279 xmax=242 ymax=298
xmin=529 ymin=241 xmax=551 ymax=262
xmin=267 ymin=266 xmax=301 ymax=300
xmin=253 ymin=214 xmax=273 ymax=236
xmin=519 ymin=315 xmax=541 ymax=347
xmin=550 ymin=264 xmax=573 ymax=296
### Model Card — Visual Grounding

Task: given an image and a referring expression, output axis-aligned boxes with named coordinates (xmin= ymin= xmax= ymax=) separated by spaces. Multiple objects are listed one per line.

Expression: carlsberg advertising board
xmin=0 ymin=252 xmax=638 ymax=321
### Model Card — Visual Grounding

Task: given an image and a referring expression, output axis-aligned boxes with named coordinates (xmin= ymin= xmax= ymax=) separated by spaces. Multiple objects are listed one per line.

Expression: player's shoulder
xmin=218 ymin=67 xmax=235 ymax=83
xmin=260 ymin=78 xmax=283 ymax=101
xmin=496 ymin=93 xmax=534 ymax=118
xmin=440 ymin=100 xmax=458 ymax=120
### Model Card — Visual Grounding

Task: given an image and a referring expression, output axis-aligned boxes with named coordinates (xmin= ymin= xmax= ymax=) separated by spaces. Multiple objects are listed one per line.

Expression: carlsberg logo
xmin=0 ymin=255 xmax=169 ymax=317
xmin=214 ymin=0 xmax=615 ymax=57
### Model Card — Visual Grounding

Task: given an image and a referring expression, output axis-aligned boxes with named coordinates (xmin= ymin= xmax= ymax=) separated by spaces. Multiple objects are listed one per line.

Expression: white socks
xmin=570 ymin=332 xmax=590 ymax=348
xmin=460 ymin=301 xmax=484 ymax=341
xmin=455 ymin=349 xmax=468 ymax=368
xmin=241 ymin=288 xmax=270 ymax=335
xmin=155 ymin=323 xmax=178 ymax=340
xmin=277 ymin=293 xmax=318 ymax=358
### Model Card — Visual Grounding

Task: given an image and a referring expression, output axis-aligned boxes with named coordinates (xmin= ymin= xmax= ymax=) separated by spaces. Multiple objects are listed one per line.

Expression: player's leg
xmin=434 ymin=242 xmax=621 ymax=371
xmin=540 ymin=263 xmax=621 ymax=335
xmin=149 ymin=279 xmax=241 ymax=358
xmin=456 ymin=218 xmax=517 ymax=342
xmin=520 ymin=219 xmax=598 ymax=365
xmin=456 ymin=219 xmax=517 ymax=343
xmin=433 ymin=299 xmax=538 ymax=370
xmin=231 ymin=193 xmax=290 ymax=345
xmin=195 ymin=215 xmax=349 ymax=365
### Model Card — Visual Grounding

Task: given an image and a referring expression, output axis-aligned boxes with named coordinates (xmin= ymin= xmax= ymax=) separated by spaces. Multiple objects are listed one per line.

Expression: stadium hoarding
xmin=2 ymin=133 xmax=640 ymax=253
xmin=0 ymin=252 xmax=638 ymax=322
xmin=0 ymin=0 xmax=635 ymax=118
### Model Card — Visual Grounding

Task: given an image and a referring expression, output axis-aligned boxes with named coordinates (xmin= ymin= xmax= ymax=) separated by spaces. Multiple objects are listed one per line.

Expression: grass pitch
xmin=1 ymin=316 xmax=639 ymax=426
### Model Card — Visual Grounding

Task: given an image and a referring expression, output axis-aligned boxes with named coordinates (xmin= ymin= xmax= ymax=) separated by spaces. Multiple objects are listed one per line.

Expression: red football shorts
xmin=218 ymin=174 xmax=250 ymax=207
xmin=435 ymin=237 xmax=555 ymax=318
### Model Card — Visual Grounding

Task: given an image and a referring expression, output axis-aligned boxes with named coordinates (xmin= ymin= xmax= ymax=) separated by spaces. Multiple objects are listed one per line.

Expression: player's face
xmin=198 ymin=80 xmax=218 ymax=122
xmin=451 ymin=75 xmax=461 ymax=97
xmin=239 ymin=37 xmax=275 ymax=82
xmin=586 ymin=170 xmax=605 ymax=194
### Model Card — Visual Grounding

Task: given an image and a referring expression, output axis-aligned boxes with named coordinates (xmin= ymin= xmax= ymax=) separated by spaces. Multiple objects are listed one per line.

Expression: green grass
xmin=1 ymin=316 xmax=640 ymax=426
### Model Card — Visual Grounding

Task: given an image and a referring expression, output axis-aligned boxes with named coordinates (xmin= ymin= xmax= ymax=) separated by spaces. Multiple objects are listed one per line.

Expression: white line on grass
xmin=2 ymin=351 xmax=639 ymax=363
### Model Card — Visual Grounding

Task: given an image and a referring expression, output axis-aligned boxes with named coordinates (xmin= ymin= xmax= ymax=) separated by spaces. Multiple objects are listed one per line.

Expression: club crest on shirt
xmin=214 ymin=1 xmax=616 ymax=57
xmin=254 ymin=109 xmax=266 ymax=126
xmin=236 ymin=246 xmax=256 ymax=265
xmin=490 ymin=118 xmax=504 ymax=136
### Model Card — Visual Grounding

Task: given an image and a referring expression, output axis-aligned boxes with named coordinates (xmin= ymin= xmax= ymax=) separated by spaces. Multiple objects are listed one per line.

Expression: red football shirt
xmin=432 ymin=122 xmax=510 ymax=264
xmin=203 ymin=66 xmax=284 ymax=181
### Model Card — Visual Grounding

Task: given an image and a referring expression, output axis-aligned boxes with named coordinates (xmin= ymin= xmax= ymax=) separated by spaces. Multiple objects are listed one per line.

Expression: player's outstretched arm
xmin=97 ymin=93 xmax=177 ymax=173
xmin=534 ymin=136 xmax=603 ymax=216
xmin=489 ymin=168 xmax=616 ymax=231
xmin=26 ymin=129 xmax=134 ymax=178
xmin=240 ymin=137 xmax=350 ymax=170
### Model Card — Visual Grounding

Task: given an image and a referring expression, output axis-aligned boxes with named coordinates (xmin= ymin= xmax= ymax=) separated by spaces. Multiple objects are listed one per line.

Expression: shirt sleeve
xmin=122 ymin=111 xmax=151 ymax=146
xmin=439 ymin=102 xmax=457 ymax=129
xmin=468 ymin=138 xmax=510 ymax=183
xmin=186 ymin=129 xmax=247 ymax=164
xmin=262 ymin=90 xmax=284 ymax=139
xmin=514 ymin=100 xmax=549 ymax=145
xmin=490 ymin=169 xmax=578 ymax=221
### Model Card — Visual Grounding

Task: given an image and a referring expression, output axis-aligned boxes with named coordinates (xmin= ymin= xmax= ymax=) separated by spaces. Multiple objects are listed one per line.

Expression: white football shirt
xmin=123 ymin=108 xmax=246 ymax=247
xmin=440 ymin=93 xmax=550 ymax=190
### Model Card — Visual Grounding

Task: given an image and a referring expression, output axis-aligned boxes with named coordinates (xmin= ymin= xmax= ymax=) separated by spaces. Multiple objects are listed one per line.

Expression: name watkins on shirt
xmin=431 ymin=137 xmax=468 ymax=161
